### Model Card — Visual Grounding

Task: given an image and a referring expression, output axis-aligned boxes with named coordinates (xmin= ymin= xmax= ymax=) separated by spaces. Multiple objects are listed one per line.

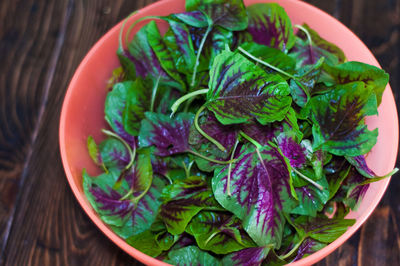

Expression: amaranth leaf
xmin=207 ymin=50 xmax=292 ymax=125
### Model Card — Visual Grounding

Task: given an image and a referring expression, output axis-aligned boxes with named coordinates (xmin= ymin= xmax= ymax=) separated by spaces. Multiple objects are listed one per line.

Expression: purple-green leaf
xmin=128 ymin=23 xmax=181 ymax=88
xmin=321 ymin=61 xmax=389 ymax=105
xmin=207 ymin=50 xmax=292 ymax=125
xmin=221 ymin=246 xmax=270 ymax=266
xmin=186 ymin=0 xmax=248 ymax=31
xmin=186 ymin=211 xmax=255 ymax=254
xmin=247 ymin=3 xmax=295 ymax=52
xmin=213 ymin=144 xmax=296 ymax=247
xmin=189 ymin=112 xmax=238 ymax=171
xmin=138 ymin=112 xmax=194 ymax=156
xmin=104 ymin=82 xmax=136 ymax=145
xmin=160 ymin=176 xmax=220 ymax=235
xmin=146 ymin=20 xmax=186 ymax=91
xmin=310 ymin=82 xmax=378 ymax=156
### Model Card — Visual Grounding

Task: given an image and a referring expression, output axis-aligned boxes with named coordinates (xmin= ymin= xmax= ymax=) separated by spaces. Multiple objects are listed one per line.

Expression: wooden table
xmin=0 ymin=0 xmax=399 ymax=265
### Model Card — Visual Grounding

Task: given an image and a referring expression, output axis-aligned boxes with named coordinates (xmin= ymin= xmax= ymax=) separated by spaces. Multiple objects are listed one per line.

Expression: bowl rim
xmin=59 ymin=0 xmax=399 ymax=265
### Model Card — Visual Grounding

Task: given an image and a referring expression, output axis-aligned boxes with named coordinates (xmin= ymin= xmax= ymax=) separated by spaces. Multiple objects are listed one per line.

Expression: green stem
xmin=187 ymin=150 xmax=234 ymax=165
xmin=204 ymin=231 xmax=220 ymax=246
xmin=124 ymin=15 xmax=162 ymax=47
xmin=238 ymin=47 xmax=296 ymax=79
xmin=101 ymin=129 xmax=136 ymax=170
xmin=170 ymin=89 xmax=209 ymax=116
xmin=194 ymin=105 xmax=226 ymax=152
xmin=278 ymin=236 xmax=306 ymax=260
xmin=227 ymin=138 xmax=240 ymax=196
xmin=294 ymin=24 xmax=313 ymax=46
xmin=191 ymin=25 xmax=213 ymax=87
xmin=150 ymin=75 xmax=161 ymax=112
xmin=118 ymin=11 xmax=139 ymax=50
xmin=120 ymin=189 xmax=133 ymax=201
xmin=182 ymin=161 xmax=190 ymax=178
xmin=239 ymin=131 xmax=263 ymax=149
xmin=132 ymin=181 xmax=152 ymax=206
xmin=293 ymin=167 xmax=324 ymax=191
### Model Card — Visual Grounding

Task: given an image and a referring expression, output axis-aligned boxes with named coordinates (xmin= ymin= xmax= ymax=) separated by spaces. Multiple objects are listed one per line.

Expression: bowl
xmin=59 ymin=0 xmax=399 ymax=265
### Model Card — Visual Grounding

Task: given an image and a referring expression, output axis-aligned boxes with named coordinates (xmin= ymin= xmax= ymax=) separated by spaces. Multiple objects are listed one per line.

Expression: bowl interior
xmin=59 ymin=0 xmax=398 ymax=265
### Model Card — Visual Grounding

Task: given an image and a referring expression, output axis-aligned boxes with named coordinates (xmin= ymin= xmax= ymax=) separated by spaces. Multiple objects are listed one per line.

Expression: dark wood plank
xmin=0 ymin=0 xmax=156 ymax=265
xmin=0 ymin=0 xmax=72 ymax=258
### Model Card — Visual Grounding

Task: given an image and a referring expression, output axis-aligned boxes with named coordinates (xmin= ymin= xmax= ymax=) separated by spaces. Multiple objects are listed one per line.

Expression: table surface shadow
xmin=0 ymin=0 xmax=399 ymax=265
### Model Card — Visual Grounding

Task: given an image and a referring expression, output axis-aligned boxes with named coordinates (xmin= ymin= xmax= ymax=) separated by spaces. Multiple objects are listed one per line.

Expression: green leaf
xmin=186 ymin=0 xmax=248 ymax=31
xmin=99 ymin=137 xmax=129 ymax=172
xmin=104 ymin=82 xmax=135 ymax=143
xmin=87 ymin=136 xmax=100 ymax=165
xmin=310 ymin=82 xmax=378 ymax=156
xmin=117 ymin=47 xmax=136 ymax=81
xmin=106 ymin=66 xmax=126 ymax=91
xmin=164 ymin=20 xmax=197 ymax=71
xmin=160 ymin=176 xmax=220 ymax=235
xmin=165 ymin=246 xmax=221 ymax=266
xmin=126 ymin=230 xmax=162 ymax=257
xmin=122 ymin=79 xmax=151 ymax=136
xmin=294 ymin=216 xmax=356 ymax=243
xmin=146 ymin=21 xmax=186 ymax=91
xmin=240 ymin=42 xmax=296 ymax=75
xmin=186 ymin=211 xmax=255 ymax=254
xmin=289 ymin=57 xmax=324 ymax=107
xmin=128 ymin=23 xmax=181 ymax=89
xmin=247 ymin=3 xmax=295 ymax=52
xmin=321 ymin=61 xmax=389 ymax=105
xmin=291 ymin=170 xmax=330 ymax=217
xmin=207 ymin=50 xmax=292 ymax=125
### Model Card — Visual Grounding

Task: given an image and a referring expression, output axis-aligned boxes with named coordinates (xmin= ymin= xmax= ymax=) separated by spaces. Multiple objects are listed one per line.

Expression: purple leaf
xmin=292 ymin=238 xmax=326 ymax=262
xmin=340 ymin=167 xmax=370 ymax=210
xmin=221 ymin=246 xmax=270 ymax=266
xmin=138 ymin=112 xmax=194 ymax=156
xmin=345 ymin=155 xmax=376 ymax=178
xmin=213 ymin=144 xmax=296 ymax=247
xmin=247 ymin=3 xmax=295 ymax=51
xmin=128 ymin=23 xmax=181 ymax=88
xmin=290 ymin=24 xmax=345 ymax=68
xmin=277 ymin=136 xmax=306 ymax=168
xmin=104 ymin=82 xmax=136 ymax=146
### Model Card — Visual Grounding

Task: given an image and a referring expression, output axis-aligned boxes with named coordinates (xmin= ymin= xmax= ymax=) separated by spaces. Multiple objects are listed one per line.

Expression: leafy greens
xmin=83 ymin=1 xmax=397 ymax=265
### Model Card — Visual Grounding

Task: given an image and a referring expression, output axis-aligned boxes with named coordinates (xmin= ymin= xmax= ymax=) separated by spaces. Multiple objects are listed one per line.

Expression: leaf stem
xmin=278 ymin=236 xmax=306 ymax=260
xmin=204 ymin=231 xmax=220 ymax=246
xmin=101 ymin=129 xmax=136 ymax=170
xmin=150 ymin=75 xmax=161 ymax=112
xmin=187 ymin=150 xmax=234 ymax=164
xmin=227 ymin=138 xmax=240 ymax=196
xmin=292 ymin=167 xmax=324 ymax=191
xmin=118 ymin=11 xmax=139 ymax=50
xmin=194 ymin=105 xmax=226 ymax=152
xmin=191 ymin=25 xmax=213 ymax=87
xmin=170 ymin=89 xmax=209 ymax=116
xmin=239 ymin=131 xmax=263 ymax=149
xmin=124 ymin=15 xmax=162 ymax=47
xmin=238 ymin=47 xmax=296 ymax=79
xmin=294 ymin=24 xmax=313 ymax=47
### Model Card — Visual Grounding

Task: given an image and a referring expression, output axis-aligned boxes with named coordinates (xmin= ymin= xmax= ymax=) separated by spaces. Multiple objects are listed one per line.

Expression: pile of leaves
xmin=83 ymin=0 xmax=397 ymax=265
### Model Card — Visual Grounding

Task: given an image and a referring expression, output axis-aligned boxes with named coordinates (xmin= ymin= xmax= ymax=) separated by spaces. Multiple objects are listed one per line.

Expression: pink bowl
xmin=59 ymin=0 xmax=398 ymax=265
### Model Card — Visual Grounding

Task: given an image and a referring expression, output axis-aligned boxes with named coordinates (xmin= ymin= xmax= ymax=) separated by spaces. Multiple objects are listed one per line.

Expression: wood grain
xmin=0 ymin=0 xmax=398 ymax=265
